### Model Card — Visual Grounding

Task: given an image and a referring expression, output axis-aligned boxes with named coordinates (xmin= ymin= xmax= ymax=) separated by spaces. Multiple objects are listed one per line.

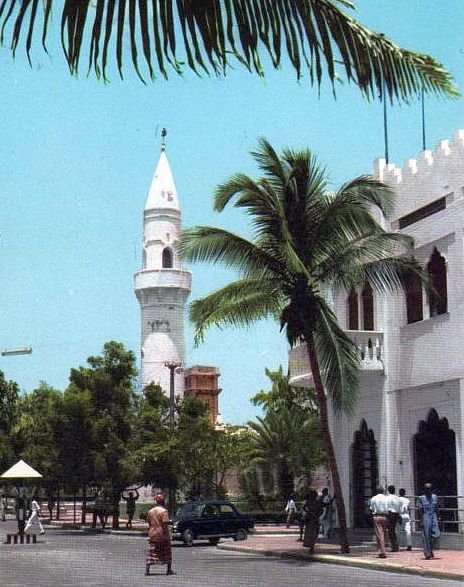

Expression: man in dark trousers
xmin=122 ymin=487 xmax=140 ymax=529
xmin=386 ymin=485 xmax=401 ymax=552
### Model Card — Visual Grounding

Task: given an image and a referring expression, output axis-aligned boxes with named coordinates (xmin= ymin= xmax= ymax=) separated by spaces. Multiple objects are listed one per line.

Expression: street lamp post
xmin=164 ymin=360 xmax=182 ymax=515
xmin=1 ymin=346 xmax=33 ymax=534
xmin=164 ymin=361 xmax=182 ymax=428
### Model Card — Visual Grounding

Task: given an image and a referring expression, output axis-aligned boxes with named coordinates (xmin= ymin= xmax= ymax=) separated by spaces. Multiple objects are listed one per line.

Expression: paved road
xmin=0 ymin=527 xmax=460 ymax=586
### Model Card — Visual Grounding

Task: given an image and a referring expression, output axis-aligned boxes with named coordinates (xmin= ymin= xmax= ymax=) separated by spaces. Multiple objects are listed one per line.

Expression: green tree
xmin=179 ymin=139 xmax=425 ymax=552
xmin=211 ymin=426 xmax=251 ymax=495
xmin=0 ymin=1 xmax=456 ymax=100
xmin=13 ymin=382 xmax=62 ymax=478
xmin=126 ymin=383 xmax=179 ymax=490
xmin=67 ymin=341 xmax=137 ymax=527
xmin=251 ymin=365 xmax=316 ymax=413
xmin=248 ymin=366 xmax=324 ymax=497
xmin=248 ymin=405 xmax=324 ymax=498
xmin=0 ymin=371 xmax=20 ymax=471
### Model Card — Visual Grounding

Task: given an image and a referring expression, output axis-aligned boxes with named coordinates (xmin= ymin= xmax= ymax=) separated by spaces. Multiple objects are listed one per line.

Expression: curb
xmin=217 ymin=544 xmax=464 ymax=582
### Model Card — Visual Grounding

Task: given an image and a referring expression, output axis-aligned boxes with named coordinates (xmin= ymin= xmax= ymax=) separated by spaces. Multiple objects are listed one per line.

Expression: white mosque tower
xmin=134 ymin=129 xmax=191 ymax=396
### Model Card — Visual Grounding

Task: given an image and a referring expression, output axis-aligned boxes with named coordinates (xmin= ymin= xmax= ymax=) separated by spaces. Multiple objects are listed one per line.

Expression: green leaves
xmin=183 ymin=138 xmax=426 ymax=418
xmin=0 ymin=1 xmax=457 ymax=99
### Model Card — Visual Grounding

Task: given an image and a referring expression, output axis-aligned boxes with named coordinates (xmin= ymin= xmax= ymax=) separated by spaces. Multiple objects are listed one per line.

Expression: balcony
xmin=288 ymin=330 xmax=384 ymax=388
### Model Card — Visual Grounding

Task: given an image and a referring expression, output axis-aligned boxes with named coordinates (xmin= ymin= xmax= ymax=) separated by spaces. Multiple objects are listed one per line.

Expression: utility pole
xmin=1 ymin=346 xmax=33 ymax=534
xmin=164 ymin=360 xmax=182 ymax=515
xmin=164 ymin=360 xmax=182 ymax=428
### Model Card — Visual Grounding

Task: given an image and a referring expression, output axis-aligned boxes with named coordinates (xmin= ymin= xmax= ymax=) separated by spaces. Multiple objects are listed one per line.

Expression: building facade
xmin=289 ymin=130 xmax=464 ymax=532
xmin=184 ymin=365 xmax=222 ymax=425
xmin=134 ymin=135 xmax=191 ymax=396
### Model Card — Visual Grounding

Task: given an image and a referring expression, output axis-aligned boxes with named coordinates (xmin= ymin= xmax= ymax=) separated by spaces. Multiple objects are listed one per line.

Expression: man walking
xmin=319 ymin=488 xmax=334 ymax=539
xmin=398 ymin=488 xmax=412 ymax=551
xmin=369 ymin=487 xmax=389 ymax=558
xmin=417 ymin=482 xmax=440 ymax=560
xmin=386 ymin=485 xmax=401 ymax=552
xmin=285 ymin=495 xmax=297 ymax=528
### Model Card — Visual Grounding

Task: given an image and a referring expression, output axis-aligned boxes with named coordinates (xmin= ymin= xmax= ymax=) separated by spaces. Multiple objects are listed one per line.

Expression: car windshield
xmin=175 ymin=503 xmax=203 ymax=518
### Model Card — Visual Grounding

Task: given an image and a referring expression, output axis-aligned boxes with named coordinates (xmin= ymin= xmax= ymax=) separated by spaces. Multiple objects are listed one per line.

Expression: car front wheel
xmin=208 ymin=537 xmax=220 ymax=546
xmin=182 ymin=529 xmax=194 ymax=546
xmin=233 ymin=528 xmax=247 ymax=541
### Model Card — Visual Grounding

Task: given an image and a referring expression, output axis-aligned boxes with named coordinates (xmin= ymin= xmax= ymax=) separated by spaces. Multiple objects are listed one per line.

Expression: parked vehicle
xmin=171 ymin=500 xmax=255 ymax=546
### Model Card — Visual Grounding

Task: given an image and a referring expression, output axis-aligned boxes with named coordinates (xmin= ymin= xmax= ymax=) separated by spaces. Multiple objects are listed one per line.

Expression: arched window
xmin=428 ymin=248 xmax=447 ymax=316
xmin=162 ymin=247 xmax=173 ymax=268
xmin=404 ymin=270 xmax=423 ymax=324
xmin=347 ymin=288 xmax=359 ymax=330
xmin=362 ymin=282 xmax=374 ymax=331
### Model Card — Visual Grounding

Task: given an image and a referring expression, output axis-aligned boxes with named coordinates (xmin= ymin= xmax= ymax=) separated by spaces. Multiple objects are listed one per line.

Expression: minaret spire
xmin=161 ymin=127 xmax=167 ymax=152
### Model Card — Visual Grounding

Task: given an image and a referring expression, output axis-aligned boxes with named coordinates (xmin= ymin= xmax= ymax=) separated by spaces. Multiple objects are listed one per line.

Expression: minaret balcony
xmin=134 ymin=268 xmax=192 ymax=292
xmin=288 ymin=330 xmax=385 ymax=388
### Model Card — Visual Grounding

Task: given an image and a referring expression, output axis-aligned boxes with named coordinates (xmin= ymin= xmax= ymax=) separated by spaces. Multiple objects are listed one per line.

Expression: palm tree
xmin=1 ymin=1 xmax=456 ymax=99
xmin=179 ymin=139 xmax=425 ymax=552
xmin=248 ymin=406 xmax=324 ymax=499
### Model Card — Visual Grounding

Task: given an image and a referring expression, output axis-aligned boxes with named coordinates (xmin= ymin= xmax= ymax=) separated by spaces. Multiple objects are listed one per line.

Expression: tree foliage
xmin=0 ymin=1 xmax=457 ymax=100
xmin=0 ymin=370 xmax=19 ymax=471
xmin=247 ymin=367 xmax=324 ymax=498
xmin=13 ymin=382 xmax=62 ymax=478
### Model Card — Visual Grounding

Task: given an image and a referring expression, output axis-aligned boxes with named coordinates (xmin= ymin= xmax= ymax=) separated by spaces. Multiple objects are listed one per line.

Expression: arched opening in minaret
xmin=162 ymin=247 xmax=173 ymax=268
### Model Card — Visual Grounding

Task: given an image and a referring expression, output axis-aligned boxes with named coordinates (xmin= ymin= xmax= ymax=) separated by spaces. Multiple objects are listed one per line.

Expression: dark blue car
xmin=171 ymin=500 xmax=254 ymax=546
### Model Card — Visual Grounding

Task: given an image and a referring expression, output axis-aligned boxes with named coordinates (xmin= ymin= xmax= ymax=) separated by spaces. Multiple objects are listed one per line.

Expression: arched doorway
xmin=352 ymin=420 xmax=378 ymax=527
xmin=414 ymin=409 xmax=457 ymax=532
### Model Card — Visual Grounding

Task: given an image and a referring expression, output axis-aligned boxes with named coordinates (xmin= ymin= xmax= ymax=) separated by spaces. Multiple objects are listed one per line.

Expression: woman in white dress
xmin=25 ymin=500 xmax=44 ymax=535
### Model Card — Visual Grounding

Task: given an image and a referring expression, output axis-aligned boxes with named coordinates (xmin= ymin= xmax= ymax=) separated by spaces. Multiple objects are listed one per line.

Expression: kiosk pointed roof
xmin=145 ymin=132 xmax=180 ymax=211
xmin=0 ymin=459 xmax=43 ymax=479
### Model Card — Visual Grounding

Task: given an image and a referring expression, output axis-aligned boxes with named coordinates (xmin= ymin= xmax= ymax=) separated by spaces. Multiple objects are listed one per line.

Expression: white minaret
xmin=134 ymin=130 xmax=191 ymax=396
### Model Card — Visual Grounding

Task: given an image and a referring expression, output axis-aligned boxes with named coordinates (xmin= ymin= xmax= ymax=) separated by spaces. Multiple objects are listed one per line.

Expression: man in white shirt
xmin=285 ymin=495 xmax=297 ymax=528
xmin=386 ymin=485 xmax=401 ymax=552
xmin=398 ymin=488 xmax=412 ymax=551
xmin=369 ymin=487 xmax=389 ymax=558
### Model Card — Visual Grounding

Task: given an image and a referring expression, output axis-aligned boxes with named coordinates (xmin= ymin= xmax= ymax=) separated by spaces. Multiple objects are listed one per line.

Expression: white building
xmin=134 ymin=133 xmax=191 ymax=395
xmin=289 ymin=130 xmax=464 ymax=533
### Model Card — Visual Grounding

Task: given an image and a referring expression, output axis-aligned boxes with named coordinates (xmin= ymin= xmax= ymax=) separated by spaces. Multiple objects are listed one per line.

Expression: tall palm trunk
xmin=306 ymin=334 xmax=350 ymax=554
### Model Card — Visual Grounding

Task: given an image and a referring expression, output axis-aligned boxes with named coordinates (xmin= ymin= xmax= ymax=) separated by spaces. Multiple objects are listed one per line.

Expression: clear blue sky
xmin=0 ymin=1 xmax=462 ymax=423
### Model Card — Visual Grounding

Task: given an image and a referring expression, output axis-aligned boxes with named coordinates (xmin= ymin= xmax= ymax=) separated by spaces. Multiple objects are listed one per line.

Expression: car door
xmin=218 ymin=503 xmax=238 ymax=536
xmin=197 ymin=504 xmax=220 ymax=538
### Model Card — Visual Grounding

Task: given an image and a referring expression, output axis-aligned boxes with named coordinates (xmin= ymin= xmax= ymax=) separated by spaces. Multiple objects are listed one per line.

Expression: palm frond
xmin=179 ymin=226 xmax=290 ymax=281
xmin=315 ymin=231 xmax=413 ymax=287
xmin=189 ymin=279 xmax=284 ymax=344
xmin=0 ymin=1 xmax=457 ymax=99
xmin=312 ymin=299 xmax=360 ymax=415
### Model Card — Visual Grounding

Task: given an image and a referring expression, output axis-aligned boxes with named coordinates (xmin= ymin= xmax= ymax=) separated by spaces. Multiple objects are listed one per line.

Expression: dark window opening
xmin=398 ymin=197 xmax=446 ymax=229
xmin=352 ymin=420 xmax=378 ymax=528
xmin=362 ymin=282 xmax=374 ymax=331
xmin=428 ymin=248 xmax=447 ymax=316
xmin=348 ymin=288 xmax=359 ymax=330
xmin=404 ymin=271 xmax=423 ymax=324
xmin=162 ymin=247 xmax=173 ymax=268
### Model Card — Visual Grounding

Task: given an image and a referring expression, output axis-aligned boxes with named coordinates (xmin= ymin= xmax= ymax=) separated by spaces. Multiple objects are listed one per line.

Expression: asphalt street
xmin=0 ymin=527 xmax=461 ymax=587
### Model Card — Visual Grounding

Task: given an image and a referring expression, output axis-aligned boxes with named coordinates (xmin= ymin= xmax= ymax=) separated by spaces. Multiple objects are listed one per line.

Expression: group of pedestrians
xmin=370 ymin=482 xmax=440 ymax=560
xmin=285 ymin=488 xmax=334 ymax=554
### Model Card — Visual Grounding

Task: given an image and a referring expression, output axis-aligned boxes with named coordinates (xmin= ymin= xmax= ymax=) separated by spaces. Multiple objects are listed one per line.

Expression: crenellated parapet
xmin=373 ymin=130 xmax=464 ymax=220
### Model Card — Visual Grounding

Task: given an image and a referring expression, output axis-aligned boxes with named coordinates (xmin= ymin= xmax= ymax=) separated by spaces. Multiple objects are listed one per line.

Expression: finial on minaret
xmin=161 ymin=127 xmax=167 ymax=152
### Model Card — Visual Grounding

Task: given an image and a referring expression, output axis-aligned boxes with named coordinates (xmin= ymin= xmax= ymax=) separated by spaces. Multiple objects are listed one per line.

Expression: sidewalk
xmin=217 ymin=533 xmax=464 ymax=582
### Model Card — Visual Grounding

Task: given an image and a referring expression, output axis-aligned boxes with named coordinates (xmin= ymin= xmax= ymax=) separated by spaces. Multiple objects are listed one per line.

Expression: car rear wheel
xmin=234 ymin=528 xmax=247 ymax=541
xmin=182 ymin=529 xmax=194 ymax=546
xmin=208 ymin=537 xmax=220 ymax=545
